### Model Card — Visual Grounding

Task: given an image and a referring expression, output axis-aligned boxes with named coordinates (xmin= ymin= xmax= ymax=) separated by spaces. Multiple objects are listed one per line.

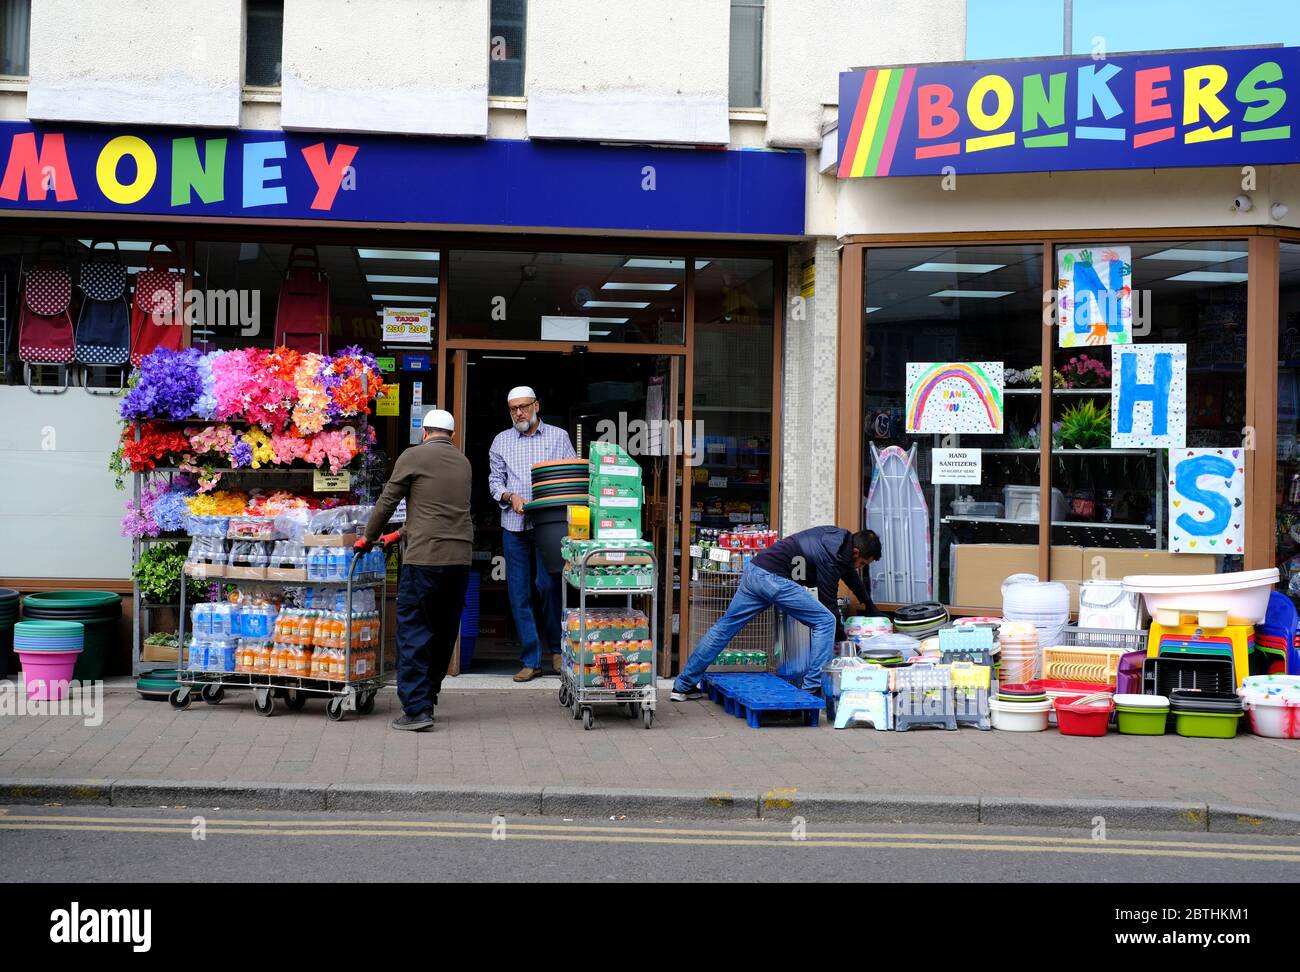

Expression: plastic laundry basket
xmin=21 ymin=590 xmax=122 ymax=681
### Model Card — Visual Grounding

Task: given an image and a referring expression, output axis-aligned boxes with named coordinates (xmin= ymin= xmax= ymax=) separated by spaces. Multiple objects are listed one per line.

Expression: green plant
xmin=1059 ymin=399 xmax=1111 ymax=450
xmin=132 ymin=542 xmax=207 ymax=604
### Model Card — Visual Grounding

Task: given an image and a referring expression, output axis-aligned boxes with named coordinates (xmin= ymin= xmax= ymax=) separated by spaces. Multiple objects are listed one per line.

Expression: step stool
xmin=1147 ymin=615 xmax=1252 ymax=688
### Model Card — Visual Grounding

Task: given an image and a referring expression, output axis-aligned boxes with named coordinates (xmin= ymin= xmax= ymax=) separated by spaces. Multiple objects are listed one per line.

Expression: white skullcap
xmin=507 ymin=386 xmax=537 ymax=403
xmin=422 ymin=408 xmax=455 ymax=432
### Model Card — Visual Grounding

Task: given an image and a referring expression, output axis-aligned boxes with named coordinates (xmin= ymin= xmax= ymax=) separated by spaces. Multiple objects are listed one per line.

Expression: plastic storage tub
xmin=21 ymin=590 xmax=122 ymax=681
xmin=1173 ymin=710 xmax=1242 ymax=738
xmin=1122 ymin=568 xmax=1280 ymax=626
xmin=1242 ymin=695 xmax=1300 ymax=738
xmin=1114 ymin=693 xmax=1170 ymax=735
xmin=1004 ymin=485 xmax=1068 ymax=523
xmin=1054 ymin=695 xmax=1114 ymax=736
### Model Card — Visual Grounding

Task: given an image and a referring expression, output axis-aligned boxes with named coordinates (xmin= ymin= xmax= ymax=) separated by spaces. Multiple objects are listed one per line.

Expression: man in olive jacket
xmin=357 ymin=409 xmax=472 ymax=732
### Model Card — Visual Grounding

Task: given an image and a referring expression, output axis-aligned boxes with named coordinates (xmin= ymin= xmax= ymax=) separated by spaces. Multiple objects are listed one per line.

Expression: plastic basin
xmin=1054 ymin=696 xmax=1114 ymax=737
xmin=1242 ymin=696 xmax=1300 ymax=738
xmin=21 ymin=591 xmax=122 ymax=681
xmin=1116 ymin=704 xmax=1169 ymax=735
xmin=1173 ymin=710 xmax=1242 ymax=739
xmin=1122 ymin=569 xmax=1279 ymax=625
xmin=989 ymin=698 xmax=1052 ymax=732
xmin=16 ymin=648 xmax=83 ymax=700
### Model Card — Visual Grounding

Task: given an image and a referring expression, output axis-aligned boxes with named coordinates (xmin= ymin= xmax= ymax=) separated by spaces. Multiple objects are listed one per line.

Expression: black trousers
xmin=395 ymin=564 xmax=470 ymax=716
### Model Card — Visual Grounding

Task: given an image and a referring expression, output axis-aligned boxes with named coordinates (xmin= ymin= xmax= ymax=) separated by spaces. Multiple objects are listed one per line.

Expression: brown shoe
xmin=513 ymin=667 xmax=538 ymax=682
xmin=551 ymin=653 xmax=563 ymax=675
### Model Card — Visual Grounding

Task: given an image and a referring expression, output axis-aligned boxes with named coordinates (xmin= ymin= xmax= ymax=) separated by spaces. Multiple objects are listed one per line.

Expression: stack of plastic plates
xmin=997 ymin=681 xmax=1048 ymax=704
xmin=531 ymin=478 xmax=589 ymax=500
xmin=893 ymin=602 xmax=949 ymax=639
xmin=531 ymin=459 xmax=589 ymax=486
xmin=14 ymin=619 xmax=85 ymax=652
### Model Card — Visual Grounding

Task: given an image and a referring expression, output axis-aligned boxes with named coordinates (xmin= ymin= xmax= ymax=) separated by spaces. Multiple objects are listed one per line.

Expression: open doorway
xmin=457 ymin=349 xmax=683 ymax=676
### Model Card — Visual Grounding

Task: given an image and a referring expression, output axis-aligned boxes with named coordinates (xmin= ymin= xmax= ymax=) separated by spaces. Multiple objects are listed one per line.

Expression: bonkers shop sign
xmin=0 ymin=122 xmax=806 ymax=235
xmin=838 ymin=46 xmax=1299 ymax=177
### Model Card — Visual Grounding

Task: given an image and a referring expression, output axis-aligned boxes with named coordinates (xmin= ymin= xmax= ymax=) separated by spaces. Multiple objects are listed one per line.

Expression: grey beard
xmin=514 ymin=419 xmax=533 ymax=433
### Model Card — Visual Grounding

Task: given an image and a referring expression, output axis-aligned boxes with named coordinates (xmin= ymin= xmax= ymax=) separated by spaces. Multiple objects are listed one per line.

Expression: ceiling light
xmin=1142 ymin=248 xmax=1244 ymax=263
xmin=622 ymin=258 xmax=710 ymax=270
xmin=908 ymin=262 xmax=1005 ymax=274
xmin=586 ymin=317 xmax=630 ymax=324
xmin=371 ymin=294 xmax=437 ymax=302
xmin=358 ymin=248 xmax=440 ymax=261
xmin=589 ymin=330 xmax=612 ymax=336
xmin=929 ymin=289 xmax=1013 ymax=299
xmin=1165 ymin=271 xmax=1249 ymax=283
xmin=582 ymin=299 xmax=650 ymax=309
xmin=365 ymin=274 xmax=439 ymax=284
xmin=864 ymin=306 xmax=882 ymax=314
xmin=482 ymin=355 xmax=527 ymax=360
xmin=601 ymin=282 xmax=677 ymax=292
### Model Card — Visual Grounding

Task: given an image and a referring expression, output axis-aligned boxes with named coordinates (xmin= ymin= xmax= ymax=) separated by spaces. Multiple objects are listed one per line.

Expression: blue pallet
xmin=702 ymin=673 xmax=824 ymax=728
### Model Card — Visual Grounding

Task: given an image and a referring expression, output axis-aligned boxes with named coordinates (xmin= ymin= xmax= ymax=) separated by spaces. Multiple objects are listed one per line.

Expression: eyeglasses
xmin=508 ymin=400 xmax=537 ymax=414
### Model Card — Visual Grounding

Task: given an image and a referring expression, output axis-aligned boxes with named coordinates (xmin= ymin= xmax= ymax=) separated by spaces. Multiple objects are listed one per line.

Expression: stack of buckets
xmin=525 ymin=459 xmax=590 ymax=575
xmin=1002 ymin=579 xmax=1070 ymax=655
xmin=997 ymin=620 xmax=1040 ymax=684
xmin=0 ymin=588 xmax=17 ymax=676
xmin=13 ymin=620 xmax=83 ymax=700
xmin=20 ymin=590 xmax=122 ymax=681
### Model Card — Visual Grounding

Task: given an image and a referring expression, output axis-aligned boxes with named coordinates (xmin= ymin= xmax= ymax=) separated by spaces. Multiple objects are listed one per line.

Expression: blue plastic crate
xmin=702 ymin=673 xmax=824 ymax=728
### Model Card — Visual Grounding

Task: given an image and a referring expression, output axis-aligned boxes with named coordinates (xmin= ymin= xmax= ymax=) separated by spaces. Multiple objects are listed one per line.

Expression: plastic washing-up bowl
xmin=1122 ymin=568 xmax=1280 ymax=626
xmin=1173 ymin=710 xmax=1243 ymax=739
xmin=1054 ymin=695 xmax=1114 ymax=737
xmin=989 ymin=698 xmax=1052 ymax=732
xmin=1242 ymin=695 xmax=1300 ymax=738
xmin=1114 ymin=694 xmax=1170 ymax=735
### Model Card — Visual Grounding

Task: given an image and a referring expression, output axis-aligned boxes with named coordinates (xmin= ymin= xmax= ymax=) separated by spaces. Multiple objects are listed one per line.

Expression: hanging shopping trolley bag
xmin=273 ymin=244 xmax=331 ymax=354
xmin=18 ymin=259 xmax=75 ymax=366
xmin=74 ymin=240 xmax=131 ymax=367
xmin=130 ymin=243 xmax=184 ymax=367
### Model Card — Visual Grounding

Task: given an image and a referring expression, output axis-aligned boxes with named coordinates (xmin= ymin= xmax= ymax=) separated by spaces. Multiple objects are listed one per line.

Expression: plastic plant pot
xmin=1173 ymin=710 xmax=1243 ymax=739
xmin=16 ymin=648 xmax=83 ymax=701
xmin=137 ymin=669 xmax=181 ymax=700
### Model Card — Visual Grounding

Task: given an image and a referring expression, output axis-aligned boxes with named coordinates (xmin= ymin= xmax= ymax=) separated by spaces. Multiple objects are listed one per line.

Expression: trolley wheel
xmin=558 ymin=685 xmax=569 ymax=707
xmin=581 ymin=707 xmax=594 ymax=731
xmin=253 ymin=693 xmax=275 ymax=717
xmin=326 ymin=697 xmax=347 ymax=722
xmin=201 ymin=684 xmax=224 ymax=705
xmin=356 ymin=692 xmax=376 ymax=715
xmin=284 ymin=690 xmax=307 ymax=712
xmin=168 ymin=688 xmax=192 ymax=711
xmin=642 ymin=707 xmax=654 ymax=730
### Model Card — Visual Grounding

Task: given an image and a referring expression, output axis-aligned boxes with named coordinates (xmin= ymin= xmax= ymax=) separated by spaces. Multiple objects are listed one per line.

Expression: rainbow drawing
xmin=905 ymin=362 xmax=1004 ymax=435
xmin=837 ymin=67 xmax=918 ymax=178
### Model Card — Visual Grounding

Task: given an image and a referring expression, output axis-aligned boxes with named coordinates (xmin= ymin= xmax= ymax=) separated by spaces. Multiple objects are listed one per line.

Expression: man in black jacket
xmin=671 ymin=527 xmax=881 ymax=701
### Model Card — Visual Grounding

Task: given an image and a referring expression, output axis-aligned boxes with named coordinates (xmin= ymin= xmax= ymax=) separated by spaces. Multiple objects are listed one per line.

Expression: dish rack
xmin=1040 ymin=646 xmax=1125 ymax=687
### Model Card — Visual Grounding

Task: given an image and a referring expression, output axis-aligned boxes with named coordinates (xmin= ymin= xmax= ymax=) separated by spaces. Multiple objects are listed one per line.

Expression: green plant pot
xmin=1173 ymin=710 xmax=1242 ymax=739
xmin=1116 ymin=704 xmax=1169 ymax=735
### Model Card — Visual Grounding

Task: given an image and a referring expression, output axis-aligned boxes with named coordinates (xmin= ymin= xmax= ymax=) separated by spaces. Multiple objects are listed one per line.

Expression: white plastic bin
xmin=1004 ymin=485 xmax=1068 ymax=523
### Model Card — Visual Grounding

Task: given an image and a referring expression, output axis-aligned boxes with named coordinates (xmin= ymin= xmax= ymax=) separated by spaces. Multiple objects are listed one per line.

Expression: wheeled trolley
xmin=171 ymin=547 xmax=387 ymax=721
xmin=558 ymin=546 xmax=658 ymax=730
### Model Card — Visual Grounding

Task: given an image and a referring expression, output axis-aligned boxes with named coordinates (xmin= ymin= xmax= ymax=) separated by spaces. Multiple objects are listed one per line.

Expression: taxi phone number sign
xmin=383 ymin=306 xmax=433 ymax=345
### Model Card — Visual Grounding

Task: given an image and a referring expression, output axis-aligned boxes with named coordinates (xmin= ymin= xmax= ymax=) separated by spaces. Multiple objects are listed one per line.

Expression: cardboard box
xmin=562 ymin=537 xmax=654 ymax=565
xmin=184 ymin=562 xmax=226 ymax=579
xmin=566 ymin=646 xmax=654 ymax=666
xmin=141 ymin=640 xmax=179 ymax=663
xmin=566 ymin=505 xmax=590 ymax=540
xmin=304 ymin=533 xmax=359 ymax=547
xmin=266 ymin=568 xmax=308 ymax=583
xmin=590 ymin=481 xmax=643 ymax=500
xmin=589 ymin=441 xmax=640 ymax=469
xmin=225 ymin=566 xmax=269 ymax=580
xmin=589 ymin=493 xmax=641 ymax=511
xmin=564 ymin=566 xmax=655 ymax=589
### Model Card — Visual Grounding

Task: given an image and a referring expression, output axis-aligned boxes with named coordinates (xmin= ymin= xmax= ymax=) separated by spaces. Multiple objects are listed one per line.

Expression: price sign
xmin=708 ymin=547 xmax=732 ymax=564
xmin=313 ymin=470 xmax=352 ymax=492
xmin=376 ymin=383 xmax=400 ymax=417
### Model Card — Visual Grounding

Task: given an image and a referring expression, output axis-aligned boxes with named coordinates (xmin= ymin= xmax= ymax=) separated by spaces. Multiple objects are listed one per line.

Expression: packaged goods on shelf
xmin=185 ymin=537 xmax=228 ymax=578
xmin=184 ymin=514 xmax=231 ymax=538
xmin=561 ymin=537 xmax=655 ymax=564
xmin=563 ymin=563 xmax=655 ymax=589
xmin=303 ymin=505 xmax=373 ymax=547
xmin=267 ymin=540 xmax=308 ymax=582
xmin=227 ymin=541 xmax=271 ymax=579
xmin=564 ymin=607 xmax=649 ymax=642
xmin=566 ymin=504 xmax=590 ymax=540
xmin=592 ymin=512 xmax=641 ymax=540
xmin=227 ymin=516 xmax=276 ymax=541
xmin=186 ymin=636 xmax=237 ymax=673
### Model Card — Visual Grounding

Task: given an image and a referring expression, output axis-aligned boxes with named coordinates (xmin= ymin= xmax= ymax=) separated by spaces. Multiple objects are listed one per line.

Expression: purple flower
xmin=121 ymin=348 xmax=205 ymax=422
xmin=230 ymin=441 xmax=253 ymax=468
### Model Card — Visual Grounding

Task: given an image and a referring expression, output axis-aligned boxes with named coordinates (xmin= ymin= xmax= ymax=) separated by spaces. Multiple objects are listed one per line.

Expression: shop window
xmin=1049 ymin=241 xmax=1247 ymax=578
xmin=245 ymin=0 xmax=284 ymax=87
xmin=690 ymin=257 xmax=774 ymax=540
xmin=862 ymin=244 xmax=1043 ymax=609
xmin=1276 ymin=242 xmax=1300 ymax=593
xmin=448 ymin=250 xmax=685 ymax=344
xmin=728 ymin=0 xmax=764 ymax=109
xmin=489 ymin=0 xmax=526 ymax=98
xmin=192 ymin=241 xmax=438 ymax=354
xmin=0 ymin=0 xmax=29 ymax=77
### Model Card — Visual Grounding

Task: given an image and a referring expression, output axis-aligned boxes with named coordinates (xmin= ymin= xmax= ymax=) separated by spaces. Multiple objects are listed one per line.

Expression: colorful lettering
xmin=1236 ymin=60 xmax=1290 ymax=141
xmin=917 ymin=83 xmax=959 ymax=140
xmin=0 ymin=131 xmax=77 ymax=202
xmin=96 ymin=135 xmax=157 ymax=205
xmin=171 ymin=137 xmax=227 ymax=206
xmin=301 ymin=142 xmax=359 ymax=211
xmin=1077 ymin=63 xmax=1125 ymax=140
xmin=1184 ymin=63 xmax=1232 ymax=142
xmin=1174 ymin=454 xmax=1234 ymax=538
xmin=242 ymin=140 xmax=287 ymax=208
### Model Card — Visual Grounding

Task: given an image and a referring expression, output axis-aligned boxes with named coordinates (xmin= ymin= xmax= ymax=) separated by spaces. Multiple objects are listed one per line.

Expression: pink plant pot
xmin=16 ymin=648 xmax=82 ymax=701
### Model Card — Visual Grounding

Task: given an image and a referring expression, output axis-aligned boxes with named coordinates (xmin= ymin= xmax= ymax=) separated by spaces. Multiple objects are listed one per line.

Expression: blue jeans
xmin=675 ymin=564 xmax=837 ymax=694
xmin=395 ymin=565 xmax=469 ymax=716
xmin=502 ymin=528 xmax=562 ymax=668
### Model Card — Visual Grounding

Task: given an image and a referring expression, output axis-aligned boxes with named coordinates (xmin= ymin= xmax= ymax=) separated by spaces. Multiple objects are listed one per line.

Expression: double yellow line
xmin=2 ymin=812 xmax=1299 ymax=862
